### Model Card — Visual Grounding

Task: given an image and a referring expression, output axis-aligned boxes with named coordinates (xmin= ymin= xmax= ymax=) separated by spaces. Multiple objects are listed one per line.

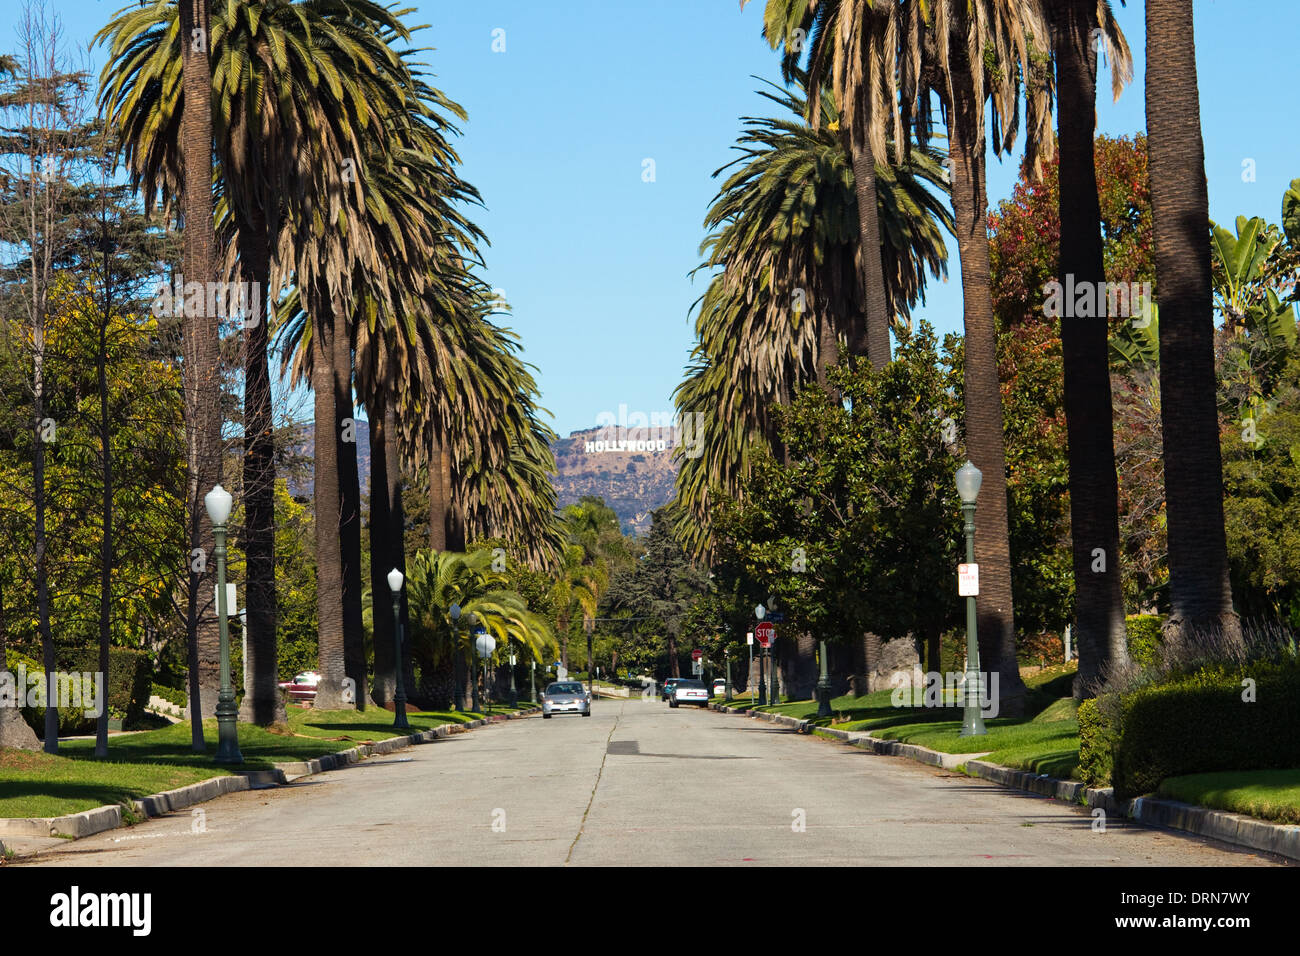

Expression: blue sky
xmin=9 ymin=0 xmax=1300 ymax=436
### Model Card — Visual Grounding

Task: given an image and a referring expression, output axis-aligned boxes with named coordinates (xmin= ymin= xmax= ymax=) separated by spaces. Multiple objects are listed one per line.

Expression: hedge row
xmin=1079 ymin=660 xmax=1300 ymax=799
xmin=57 ymin=646 xmax=152 ymax=727
xmin=3 ymin=646 xmax=152 ymax=735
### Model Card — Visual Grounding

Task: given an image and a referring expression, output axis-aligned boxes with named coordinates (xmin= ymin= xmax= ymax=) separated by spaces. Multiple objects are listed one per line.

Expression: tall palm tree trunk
xmin=239 ymin=222 xmax=284 ymax=726
xmin=179 ymin=0 xmax=221 ymax=745
xmin=335 ymin=316 xmax=367 ymax=708
xmin=387 ymin=406 xmax=414 ymax=698
xmin=442 ymin=446 xmax=466 ymax=552
xmin=1146 ymin=0 xmax=1240 ymax=646
xmin=1054 ymin=0 xmax=1129 ymax=695
xmin=845 ymin=103 xmax=892 ymax=367
xmin=428 ymin=430 xmax=447 ymax=551
xmin=947 ymin=54 xmax=1028 ymax=716
xmin=369 ymin=391 xmax=395 ymax=706
xmin=311 ymin=298 xmax=349 ymax=710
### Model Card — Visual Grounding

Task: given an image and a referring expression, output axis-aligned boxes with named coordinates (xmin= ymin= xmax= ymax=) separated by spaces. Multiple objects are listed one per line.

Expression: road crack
xmin=565 ymin=701 xmax=623 ymax=865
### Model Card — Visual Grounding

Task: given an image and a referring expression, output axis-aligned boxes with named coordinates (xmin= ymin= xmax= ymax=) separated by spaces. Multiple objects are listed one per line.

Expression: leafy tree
xmin=605 ymin=510 xmax=710 ymax=678
xmin=712 ymin=323 xmax=963 ymax=674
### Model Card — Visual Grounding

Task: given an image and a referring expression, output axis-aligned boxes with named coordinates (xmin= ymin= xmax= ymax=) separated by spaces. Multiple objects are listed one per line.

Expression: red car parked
xmin=278 ymin=671 xmax=320 ymax=704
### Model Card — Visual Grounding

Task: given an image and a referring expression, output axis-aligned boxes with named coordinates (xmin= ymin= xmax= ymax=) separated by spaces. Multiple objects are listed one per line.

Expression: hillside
xmin=550 ymin=425 xmax=681 ymax=536
xmin=282 ymin=419 xmax=678 ymax=536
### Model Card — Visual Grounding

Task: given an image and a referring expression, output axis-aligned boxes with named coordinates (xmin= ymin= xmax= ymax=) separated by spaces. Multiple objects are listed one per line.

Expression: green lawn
xmin=0 ymin=748 xmax=224 ymax=819
xmin=1157 ymin=770 xmax=1300 ymax=825
xmin=732 ymin=664 xmax=1082 ymax=779
xmin=1 ymin=702 xmax=535 ymax=820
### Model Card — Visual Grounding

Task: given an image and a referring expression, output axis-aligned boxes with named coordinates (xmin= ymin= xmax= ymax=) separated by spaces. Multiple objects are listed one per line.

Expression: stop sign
xmin=755 ymin=622 xmax=776 ymax=648
xmin=691 ymin=648 xmax=703 ymax=661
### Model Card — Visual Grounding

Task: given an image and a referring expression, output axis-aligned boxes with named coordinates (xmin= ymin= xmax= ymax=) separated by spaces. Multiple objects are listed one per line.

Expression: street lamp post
xmin=956 ymin=461 xmax=987 ymax=737
xmin=387 ymin=569 xmax=409 ymax=729
xmin=724 ymin=642 xmax=733 ymax=702
xmin=585 ymin=617 xmax=594 ymax=699
xmin=530 ymin=659 xmax=537 ymax=703
xmin=474 ymin=629 xmax=496 ymax=714
xmin=746 ymin=632 xmax=754 ymax=705
xmin=816 ymin=638 xmax=832 ymax=718
xmin=509 ymin=645 xmax=518 ymax=707
xmin=755 ymin=604 xmax=768 ymax=706
xmin=450 ymin=603 xmax=464 ymax=712
xmin=205 ymin=485 xmax=242 ymax=764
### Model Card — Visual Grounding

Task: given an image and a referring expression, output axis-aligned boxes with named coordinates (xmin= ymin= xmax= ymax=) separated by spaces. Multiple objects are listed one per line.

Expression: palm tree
xmin=1145 ymin=0 xmax=1240 ymax=644
xmin=97 ymin=0 xmax=424 ymax=721
xmin=548 ymin=544 xmax=606 ymax=669
xmin=674 ymin=76 xmax=950 ymax=558
xmin=403 ymin=548 xmax=556 ymax=709
xmin=876 ymin=0 xmax=1054 ymax=715
xmin=747 ymin=0 xmax=896 ymax=366
xmin=1047 ymin=0 xmax=1133 ymax=695
xmin=179 ymin=0 xmax=221 ymax=746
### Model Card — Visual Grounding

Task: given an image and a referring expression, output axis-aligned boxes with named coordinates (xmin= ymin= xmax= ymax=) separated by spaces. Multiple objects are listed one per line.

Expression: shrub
xmin=1076 ymin=697 xmax=1115 ymax=787
xmin=1125 ymin=614 xmax=1163 ymax=668
xmin=1018 ymin=630 xmax=1065 ymax=666
xmin=1079 ymin=659 xmax=1300 ymax=798
xmin=3 ymin=648 xmax=97 ymax=735
xmin=55 ymin=646 xmax=153 ymax=728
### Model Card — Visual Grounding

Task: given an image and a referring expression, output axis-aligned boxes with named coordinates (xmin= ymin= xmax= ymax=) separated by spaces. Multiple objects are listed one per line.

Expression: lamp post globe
xmin=204 ymin=483 xmax=232 ymax=526
xmin=955 ymin=460 xmax=983 ymax=504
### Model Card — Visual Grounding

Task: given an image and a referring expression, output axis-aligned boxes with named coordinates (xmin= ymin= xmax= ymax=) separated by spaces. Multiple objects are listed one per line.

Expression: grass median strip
xmin=1156 ymin=770 xmax=1300 ymax=825
xmin=2 ymin=703 xmax=530 ymax=820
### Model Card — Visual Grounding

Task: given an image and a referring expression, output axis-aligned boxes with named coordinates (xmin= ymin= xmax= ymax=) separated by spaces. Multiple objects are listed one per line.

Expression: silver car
xmin=541 ymin=681 xmax=592 ymax=718
xmin=669 ymin=679 xmax=710 ymax=708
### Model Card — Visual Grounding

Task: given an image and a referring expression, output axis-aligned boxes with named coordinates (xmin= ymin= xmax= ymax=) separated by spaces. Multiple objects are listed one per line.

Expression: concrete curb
xmin=710 ymin=701 xmax=1300 ymax=862
xmin=0 ymin=707 xmax=539 ymax=843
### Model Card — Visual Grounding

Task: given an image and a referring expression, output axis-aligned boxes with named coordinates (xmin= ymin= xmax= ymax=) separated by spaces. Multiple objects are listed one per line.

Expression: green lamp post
xmin=474 ymin=628 xmax=495 ymax=714
xmin=956 ymin=461 xmax=987 ymax=737
xmin=724 ymin=640 xmax=733 ymax=702
xmin=816 ymin=638 xmax=832 ymax=718
xmin=387 ymin=568 xmax=410 ymax=729
xmin=205 ymin=485 xmax=242 ymax=764
xmin=755 ymin=604 xmax=768 ymax=706
xmin=450 ymin=603 xmax=464 ymax=712
xmin=508 ymin=644 xmax=518 ymax=707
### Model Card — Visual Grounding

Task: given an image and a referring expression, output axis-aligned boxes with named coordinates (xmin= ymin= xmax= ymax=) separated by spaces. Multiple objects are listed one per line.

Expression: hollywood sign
xmin=584 ymin=438 xmax=670 ymax=454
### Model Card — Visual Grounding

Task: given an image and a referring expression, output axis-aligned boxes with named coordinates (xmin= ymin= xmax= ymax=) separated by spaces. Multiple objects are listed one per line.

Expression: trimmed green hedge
xmin=1079 ymin=661 xmax=1300 ymax=799
xmin=1077 ymin=697 xmax=1114 ymax=788
xmin=4 ymin=648 xmax=98 ymax=735
xmin=1125 ymin=614 xmax=1163 ymax=668
xmin=57 ymin=646 xmax=153 ymax=727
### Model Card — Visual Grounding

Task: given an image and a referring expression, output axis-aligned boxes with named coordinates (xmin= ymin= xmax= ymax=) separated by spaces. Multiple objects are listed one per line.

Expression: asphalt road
xmin=19 ymin=699 xmax=1284 ymax=866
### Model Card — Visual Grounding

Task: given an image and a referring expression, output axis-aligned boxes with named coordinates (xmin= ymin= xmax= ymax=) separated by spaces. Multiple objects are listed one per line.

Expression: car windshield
xmin=547 ymin=683 xmax=584 ymax=695
xmin=676 ymin=680 xmax=706 ymax=689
